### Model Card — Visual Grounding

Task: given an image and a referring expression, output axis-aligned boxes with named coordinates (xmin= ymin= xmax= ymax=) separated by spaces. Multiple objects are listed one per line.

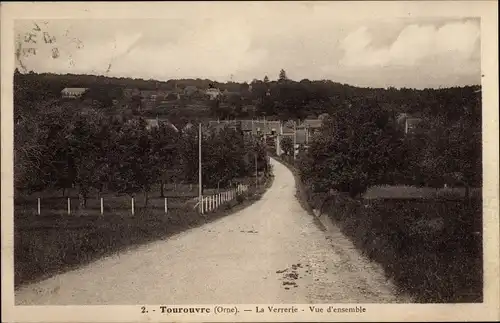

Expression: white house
xmin=61 ymin=88 xmax=88 ymax=99
xmin=206 ymin=88 xmax=222 ymax=100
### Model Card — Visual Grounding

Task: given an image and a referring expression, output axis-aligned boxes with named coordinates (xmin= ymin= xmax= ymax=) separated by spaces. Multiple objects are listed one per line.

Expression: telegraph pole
xmin=255 ymin=152 xmax=258 ymax=188
xmin=263 ymin=116 xmax=267 ymax=143
xmin=198 ymin=122 xmax=202 ymax=213
xmin=293 ymin=121 xmax=297 ymax=160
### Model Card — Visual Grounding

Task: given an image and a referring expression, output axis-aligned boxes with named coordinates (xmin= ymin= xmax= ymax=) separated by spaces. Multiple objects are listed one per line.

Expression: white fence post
xmin=67 ymin=198 xmax=71 ymax=215
xmin=100 ymin=197 xmax=104 ymax=215
xmin=131 ymin=197 xmax=135 ymax=216
xmin=37 ymin=197 xmax=41 ymax=215
xmin=208 ymin=195 xmax=212 ymax=212
xmin=164 ymin=197 xmax=168 ymax=214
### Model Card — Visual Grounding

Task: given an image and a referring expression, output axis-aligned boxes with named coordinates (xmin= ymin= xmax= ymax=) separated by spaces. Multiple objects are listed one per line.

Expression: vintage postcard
xmin=1 ymin=1 xmax=499 ymax=322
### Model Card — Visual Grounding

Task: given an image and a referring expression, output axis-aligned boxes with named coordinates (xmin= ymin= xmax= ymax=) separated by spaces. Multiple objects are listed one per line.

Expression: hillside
xmin=14 ymin=70 xmax=481 ymax=125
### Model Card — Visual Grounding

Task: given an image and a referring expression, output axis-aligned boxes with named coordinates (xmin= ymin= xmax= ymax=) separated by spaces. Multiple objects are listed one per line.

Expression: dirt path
xmin=15 ymin=158 xmax=408 ymax=305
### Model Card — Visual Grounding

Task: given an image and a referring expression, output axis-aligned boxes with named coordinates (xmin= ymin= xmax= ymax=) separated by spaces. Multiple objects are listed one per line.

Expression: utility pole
xmin=255 ymin=152 xmax=258 ymax=188
xmin=198 ymin=122 xmax=202 ymax=213
xmin=263 ymin=116 xmax=267 ymax=143
xmin=293 ymin=121 xmax=297 ymax=160
xmin=305 ymin=123 xmax=309 ymax=146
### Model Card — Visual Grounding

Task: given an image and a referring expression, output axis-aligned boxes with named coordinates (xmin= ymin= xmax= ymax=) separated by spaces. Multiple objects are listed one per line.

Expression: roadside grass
xmin=274 ymin=156 xmax=483 ymax=303
xmin=14 ymin=176 xmax=272 ymax=288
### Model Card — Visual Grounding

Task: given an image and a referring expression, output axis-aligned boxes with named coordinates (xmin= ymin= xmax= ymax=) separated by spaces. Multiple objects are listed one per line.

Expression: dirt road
xmin=15 ymin=158 xmax=407 ymax=305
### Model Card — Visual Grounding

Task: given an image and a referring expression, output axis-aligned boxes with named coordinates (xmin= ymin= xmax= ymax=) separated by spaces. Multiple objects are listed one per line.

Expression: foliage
xmin=14 ymin=103 xmax=270 ymax=206
xmin=280 ymin=136 xmax=293 ymax=156
xmin=14 ymin=69 xmax=481 ymax=201
xmin=14 ymin=69 xmax=481 ymax=123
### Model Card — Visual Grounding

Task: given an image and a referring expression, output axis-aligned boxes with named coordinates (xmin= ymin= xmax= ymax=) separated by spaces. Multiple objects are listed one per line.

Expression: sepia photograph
xmin=1 ymin=1 xmax=499 ymax=322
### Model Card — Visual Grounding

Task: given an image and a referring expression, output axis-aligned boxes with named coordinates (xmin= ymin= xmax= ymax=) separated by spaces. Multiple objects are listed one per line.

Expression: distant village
xmin=60 ymin=84 xmax=422 ymax=157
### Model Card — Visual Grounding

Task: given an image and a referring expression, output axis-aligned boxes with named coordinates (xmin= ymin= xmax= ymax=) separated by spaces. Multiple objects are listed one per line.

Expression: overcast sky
xmin=14 ymin=3 xmax=481 ymax=89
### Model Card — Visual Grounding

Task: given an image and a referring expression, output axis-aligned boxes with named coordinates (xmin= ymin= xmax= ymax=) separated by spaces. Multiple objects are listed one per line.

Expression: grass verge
xmin=14 ymin=176 xmax=273 ymax=288
xmin=274 ymin=155 xmax=483 ymax=303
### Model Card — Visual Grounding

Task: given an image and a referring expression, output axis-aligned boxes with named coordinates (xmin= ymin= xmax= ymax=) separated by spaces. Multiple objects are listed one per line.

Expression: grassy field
xmin=14 ymin=176 xmax=272 ymax=288
xmin=275 ymin=156 xmax=483 ymax=303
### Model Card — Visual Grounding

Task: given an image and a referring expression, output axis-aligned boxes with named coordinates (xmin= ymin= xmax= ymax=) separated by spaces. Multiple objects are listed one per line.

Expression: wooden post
xmin=37 ymin=197 xmax=40 ymax=215
xmin=131 ymin=197 xmax=135 ymax=216
xmin=200 ymin=196 xmax=204 ymax=214
xmin=100 ymin=197 xmax=104 ymax=215
xmin=164 ymin=197 xmax=168 ymax=214
xmin=67 ymin=198 xmax=71 ymax=215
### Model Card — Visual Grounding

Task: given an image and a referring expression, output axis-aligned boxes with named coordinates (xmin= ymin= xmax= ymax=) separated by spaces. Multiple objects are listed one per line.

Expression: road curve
xmin=15 ymin=158 xmax=407 ymax=305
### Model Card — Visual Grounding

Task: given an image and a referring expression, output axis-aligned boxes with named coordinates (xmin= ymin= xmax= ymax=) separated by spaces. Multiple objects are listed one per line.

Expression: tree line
xmin=14 ymin=69 xmax=481 ymax=124
xmin=14 ymin=104 xmax=269 ymax=208
xmin=297 ymin=94 xmax=482 ymax=199
xmin=14 ymin=69 xmax=481 ymax=202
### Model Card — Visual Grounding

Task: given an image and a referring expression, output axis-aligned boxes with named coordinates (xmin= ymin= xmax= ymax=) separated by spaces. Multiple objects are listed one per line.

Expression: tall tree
xmin=299 ymin=100 xmax=402 ymax=198
xmin=278 ymin=69 xmax=288 ymax=83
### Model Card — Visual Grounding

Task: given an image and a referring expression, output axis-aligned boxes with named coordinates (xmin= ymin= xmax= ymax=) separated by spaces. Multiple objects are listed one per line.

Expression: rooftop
xmin=61 ymin=88 xmax=88 ymax=93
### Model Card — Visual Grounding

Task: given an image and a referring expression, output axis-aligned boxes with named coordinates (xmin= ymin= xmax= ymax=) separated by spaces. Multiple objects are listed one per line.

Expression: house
xmin=238 ymin=119 xmax=281 ymax=136
xmin=145 ymin=117 xmax=179 ymax=132
xmin=123 ymin=88 xmax=140 ymax=98
xmin=61 ymin=88 xmax=88 ymax=99
xmin=297 ymin=118 xmax=323 ymax=142
xmin=145 ymin=118 xmax=159 ymax=130
xmin=206 ymin=88 xmax=222 ymax=100
xmin=208 ymin=120 xmax=240 ymax=135
xmin=140 ymin=90 xmax=161 ymax=102
xmin=405 ymin=117 xmax=423 ymax=134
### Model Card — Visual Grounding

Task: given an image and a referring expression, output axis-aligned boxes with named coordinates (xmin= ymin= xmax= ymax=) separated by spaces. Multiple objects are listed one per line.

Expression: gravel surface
xmin=15 ymin=158 xmax=408 ymax=305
